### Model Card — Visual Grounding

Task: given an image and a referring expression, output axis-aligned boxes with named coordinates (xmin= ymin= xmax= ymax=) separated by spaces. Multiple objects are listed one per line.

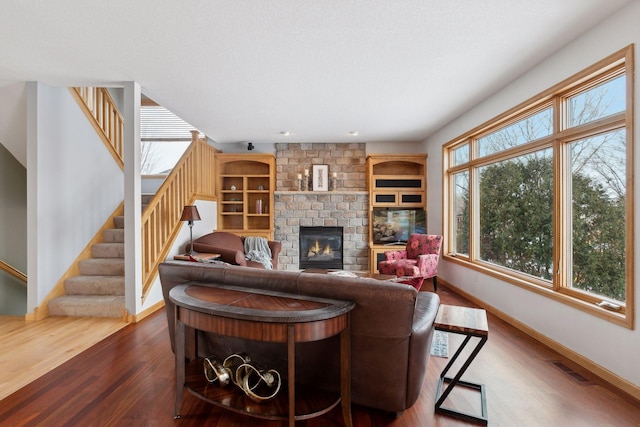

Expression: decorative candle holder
xmin=303 ymin=169 xmax=310 ymax=191
xmin=297 ymin=173 xmax=304 ymax=191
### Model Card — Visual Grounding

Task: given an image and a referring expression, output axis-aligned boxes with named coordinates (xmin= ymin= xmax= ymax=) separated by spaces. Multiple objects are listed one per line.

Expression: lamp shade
xmin=180 ymin=205 xmax=201 ymax=222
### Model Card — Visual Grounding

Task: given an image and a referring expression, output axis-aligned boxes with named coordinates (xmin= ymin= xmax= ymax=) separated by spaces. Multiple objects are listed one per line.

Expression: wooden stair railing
xmin=70 ymin=88 xmax=217 ymax=304
xmin=0 ymin=260 xmax=27 ymax=284
xmin=141 ymin=131 xmax=218 ymax=302
xmin=70 ymin=87 xmax=124 ymax=170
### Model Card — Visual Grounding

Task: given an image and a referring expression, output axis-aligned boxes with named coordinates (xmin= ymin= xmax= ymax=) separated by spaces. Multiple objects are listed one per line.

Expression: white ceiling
xmin=0 ymin=0 xmax=633 ymax=145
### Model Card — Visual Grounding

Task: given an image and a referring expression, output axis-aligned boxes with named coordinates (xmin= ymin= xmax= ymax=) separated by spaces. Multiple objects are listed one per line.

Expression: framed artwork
xmin=312 ymin=164 xmax=329 ymax=191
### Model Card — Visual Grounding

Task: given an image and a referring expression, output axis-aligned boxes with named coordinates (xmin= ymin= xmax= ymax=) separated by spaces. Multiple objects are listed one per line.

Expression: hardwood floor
xmin=0 ymin=315 xmax=126 ymax=401
xmin=1 ymin=285 xmax=638 ymax=426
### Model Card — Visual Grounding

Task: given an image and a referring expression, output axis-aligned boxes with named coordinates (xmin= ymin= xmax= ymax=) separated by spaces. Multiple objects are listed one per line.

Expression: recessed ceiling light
xmin=349 ymin=131 xmax=359 ymax=136
xmin=280 ymin=131 xmax=291 ymax=136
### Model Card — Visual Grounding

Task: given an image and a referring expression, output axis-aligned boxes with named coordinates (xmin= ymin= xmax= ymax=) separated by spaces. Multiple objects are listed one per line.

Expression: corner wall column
xmin=123 ymin=82 xmax=142 ymax=316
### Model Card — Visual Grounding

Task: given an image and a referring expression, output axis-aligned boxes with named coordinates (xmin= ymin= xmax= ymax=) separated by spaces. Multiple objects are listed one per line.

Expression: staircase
xmin=141 ymin=193 xmax=154 ymax=212
xmin=49 ymin=216 xmax=125 ymax=318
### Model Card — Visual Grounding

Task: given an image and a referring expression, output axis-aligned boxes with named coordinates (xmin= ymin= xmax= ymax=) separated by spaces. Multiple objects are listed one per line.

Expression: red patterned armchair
xmin=378 ymin=234 xmax=443 ymax=292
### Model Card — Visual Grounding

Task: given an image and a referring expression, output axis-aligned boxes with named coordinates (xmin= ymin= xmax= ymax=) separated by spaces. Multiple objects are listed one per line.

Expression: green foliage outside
xmin=459 ymin=155 xmax=626 ymax=302
xmin=572 ymin=171 xmax=626 ymax=301
xmin=478 ymin=155 xmax=554 ymax=280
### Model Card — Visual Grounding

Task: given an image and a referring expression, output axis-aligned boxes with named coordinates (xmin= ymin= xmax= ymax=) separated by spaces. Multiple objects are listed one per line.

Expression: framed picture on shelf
xmin=312 ymin=165 xmax=329 ymax=191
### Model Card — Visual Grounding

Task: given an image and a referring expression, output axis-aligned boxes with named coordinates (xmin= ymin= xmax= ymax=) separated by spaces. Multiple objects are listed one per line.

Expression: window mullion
xmin=554 ymin=137 xmax=569 ymax=292
xmin=553 ymin=96 xmax=566 ymax=292
xmin=470 ymin=164 xmax=479 ymax=262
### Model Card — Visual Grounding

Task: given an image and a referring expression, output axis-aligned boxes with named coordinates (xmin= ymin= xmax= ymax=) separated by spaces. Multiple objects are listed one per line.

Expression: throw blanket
xmin=244 ymin=236 xmax=273 ymax=269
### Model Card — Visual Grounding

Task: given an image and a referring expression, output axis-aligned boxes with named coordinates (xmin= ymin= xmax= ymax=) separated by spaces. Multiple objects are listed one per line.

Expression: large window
xmin=444 ymin=46 xmax=633 ymax=327
xmin=140 ymin=105 xmax=201 ymax=175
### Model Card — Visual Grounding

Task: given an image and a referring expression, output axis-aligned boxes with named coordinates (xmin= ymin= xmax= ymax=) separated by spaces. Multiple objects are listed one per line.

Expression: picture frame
xmin=312 ymin=164 xmax=329 ymax=191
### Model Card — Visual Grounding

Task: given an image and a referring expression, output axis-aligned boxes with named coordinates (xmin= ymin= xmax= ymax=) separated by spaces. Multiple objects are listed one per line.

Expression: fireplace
xmin=299 ymin=226 xmax=344 ymax=270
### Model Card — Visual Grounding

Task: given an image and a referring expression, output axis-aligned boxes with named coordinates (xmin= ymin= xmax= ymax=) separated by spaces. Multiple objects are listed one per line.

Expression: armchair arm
xmin=416 ymin=254 xmax=439 ymax=277
xmin=383 ymin=250 xmax=408 ymax=261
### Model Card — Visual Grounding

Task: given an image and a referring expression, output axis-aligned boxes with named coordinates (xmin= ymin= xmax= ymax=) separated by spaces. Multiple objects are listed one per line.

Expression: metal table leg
xmin=435 ymin=333 xmax=488 ymax=425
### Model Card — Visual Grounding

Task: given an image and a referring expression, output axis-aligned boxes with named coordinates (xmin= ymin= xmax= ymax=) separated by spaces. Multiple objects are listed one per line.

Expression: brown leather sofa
xmin=158 ymin=261 xmax=440 ymax=414
xmin=187 ymin=231 xmax=282 ymax=269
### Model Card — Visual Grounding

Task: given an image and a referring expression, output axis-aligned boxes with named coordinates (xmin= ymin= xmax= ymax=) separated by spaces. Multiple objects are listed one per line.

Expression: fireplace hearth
xmin=299 ymin=226 xmax=343 ymax=270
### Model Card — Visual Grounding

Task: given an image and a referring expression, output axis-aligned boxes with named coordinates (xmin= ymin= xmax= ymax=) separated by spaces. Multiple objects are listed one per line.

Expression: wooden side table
xmin=169 ymin=282 xmax=355 ymax=427
xmin=434 ymin=304 xmax=489 ymax=425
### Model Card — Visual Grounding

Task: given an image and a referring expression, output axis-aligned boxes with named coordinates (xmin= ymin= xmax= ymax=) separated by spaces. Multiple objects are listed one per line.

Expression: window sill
xmin=443 ymin=254 xmax=631 ymax=329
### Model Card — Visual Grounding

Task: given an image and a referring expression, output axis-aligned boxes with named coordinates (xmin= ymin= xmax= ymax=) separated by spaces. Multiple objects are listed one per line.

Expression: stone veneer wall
xmin=274 ymin=143 xmax=369 ymax=271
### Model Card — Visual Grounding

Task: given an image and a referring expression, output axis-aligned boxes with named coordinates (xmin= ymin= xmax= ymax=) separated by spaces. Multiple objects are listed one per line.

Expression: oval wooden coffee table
xmin=169 ymin=282 xmax=355 ymax=427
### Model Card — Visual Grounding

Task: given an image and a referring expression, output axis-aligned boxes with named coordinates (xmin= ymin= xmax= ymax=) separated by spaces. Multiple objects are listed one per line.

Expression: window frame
xmin=442 ymin=45 xmax=634 ymax=328
xmin=140 ymin=102 xmax=201 ymax=176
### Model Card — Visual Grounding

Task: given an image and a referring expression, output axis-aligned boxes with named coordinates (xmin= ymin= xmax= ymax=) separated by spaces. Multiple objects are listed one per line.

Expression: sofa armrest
xmin=268 ymin=240 xmax=282 ymax=269
xmin=406 ymin=291 xmax=440 ymax=408
xmin=191 ymin=242 xmax=247 ymax=266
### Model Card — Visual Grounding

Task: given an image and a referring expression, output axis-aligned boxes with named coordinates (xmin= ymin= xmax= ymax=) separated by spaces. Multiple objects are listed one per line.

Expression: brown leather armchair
xmin=187 ymin=231 xmax=281 ymax=269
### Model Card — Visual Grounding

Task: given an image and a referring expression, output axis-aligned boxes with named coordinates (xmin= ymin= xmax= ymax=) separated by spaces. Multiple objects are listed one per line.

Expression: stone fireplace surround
xmin=274 ymin=143 xmax=369 ymax=271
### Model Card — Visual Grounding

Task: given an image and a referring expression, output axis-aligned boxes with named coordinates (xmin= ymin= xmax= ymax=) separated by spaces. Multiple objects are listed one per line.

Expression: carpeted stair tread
xmin=113 ymin=215 xmax=125 ymax=229
xmin=92 ymin=242 xmax=125 ymax=258
xmin=49 ymin=295 xmax=124 ymax=318
xmin=65 ymin=276 xmax=125 ymax=296
xmin=141 ymin=194 xmax=154 ymax=213
xmin=79 ymin=258 xmax=125 ymax=276
xmin=103 ymin=229 xmax=124 ymax=243
xmin=47 ymin=211 xmax=128 ymax=318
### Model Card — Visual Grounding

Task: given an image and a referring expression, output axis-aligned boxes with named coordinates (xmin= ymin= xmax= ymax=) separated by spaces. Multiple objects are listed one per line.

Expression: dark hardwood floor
xmin=1 ymin=284 xmax=639 ymax=427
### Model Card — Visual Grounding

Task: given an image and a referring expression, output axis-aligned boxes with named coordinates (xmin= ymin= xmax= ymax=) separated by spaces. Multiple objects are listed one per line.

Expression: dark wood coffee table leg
xmin=288 ymin=325 xmax=295 ymax=427
xmin=174 ymin=318 xmax=185 ymax=419
xmin=340 ymin=315 xmax=353 ymax=427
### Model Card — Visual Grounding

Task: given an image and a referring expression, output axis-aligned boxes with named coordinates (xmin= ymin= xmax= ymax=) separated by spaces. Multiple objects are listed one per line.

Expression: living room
xmin=1 ymin=1 xmax=640 ymax=425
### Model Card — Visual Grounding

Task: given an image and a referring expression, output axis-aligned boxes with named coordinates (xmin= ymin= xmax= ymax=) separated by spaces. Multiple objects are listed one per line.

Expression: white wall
xmin=366 ymin=141 xmax=427 ymax=155
xmin=424 ymin=1 xmax=640 ymax=391
xmin=0 ymin=143 xmax=27 ymax=314
xmin=0 ymin=82 xmax=27 ymax=167
xmin=27 ymin=83 xmax=124 ymax=311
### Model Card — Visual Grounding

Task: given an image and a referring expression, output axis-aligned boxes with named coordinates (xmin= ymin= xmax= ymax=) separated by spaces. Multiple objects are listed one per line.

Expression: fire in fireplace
xmin=299 ymin=226 xmax=343 ymax=270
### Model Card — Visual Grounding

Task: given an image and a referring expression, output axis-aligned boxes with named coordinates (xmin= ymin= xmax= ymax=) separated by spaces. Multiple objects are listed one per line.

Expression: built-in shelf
xmin=367 ymin=154 xmax=428 ymax=273
xmin=216 ymin=153 xmax=275 ymax=239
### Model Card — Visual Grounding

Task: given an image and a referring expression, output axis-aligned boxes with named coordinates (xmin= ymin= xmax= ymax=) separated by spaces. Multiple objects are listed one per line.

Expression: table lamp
xmin=180 ymin=205 xmax=201 ymax=255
